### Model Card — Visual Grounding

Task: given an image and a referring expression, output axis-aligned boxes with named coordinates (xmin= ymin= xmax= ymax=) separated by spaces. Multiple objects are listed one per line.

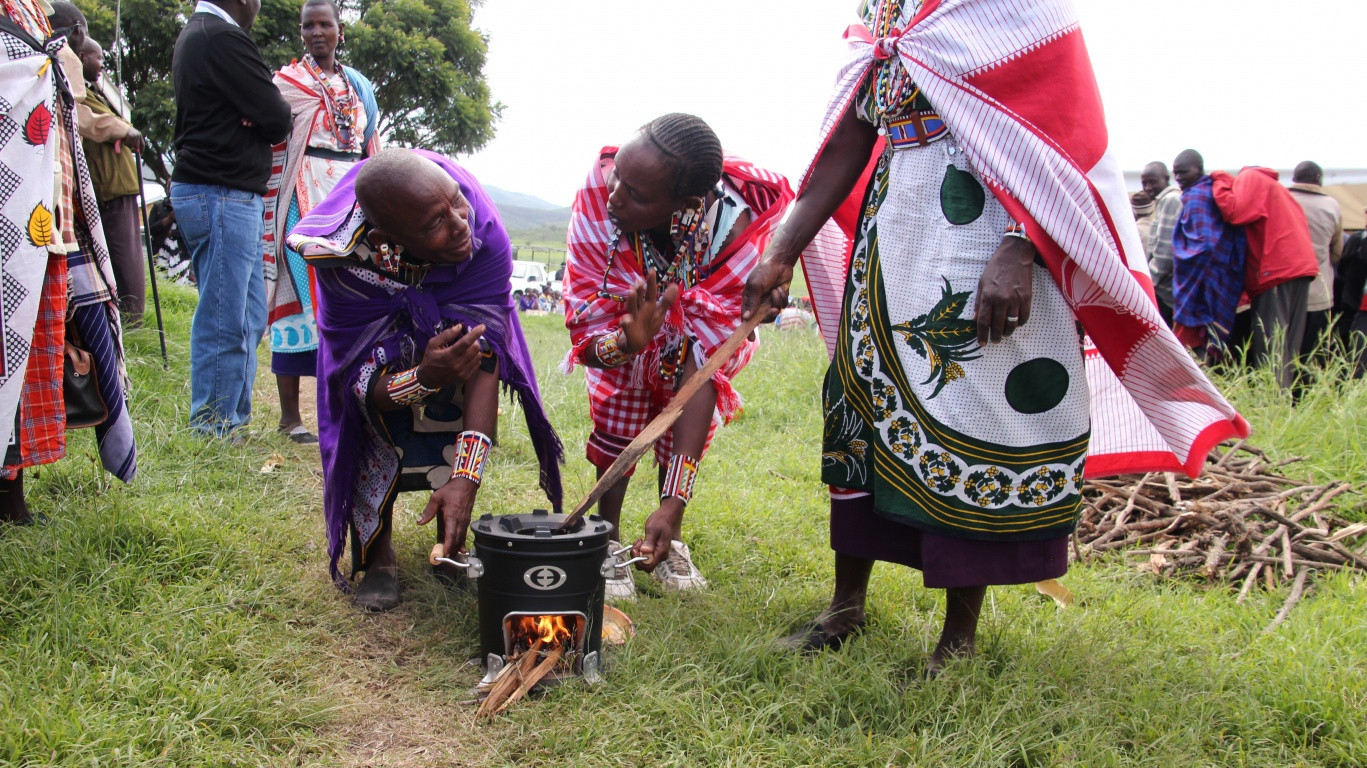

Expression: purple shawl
xmin=288 ymin=150 xmax=563 ymax=586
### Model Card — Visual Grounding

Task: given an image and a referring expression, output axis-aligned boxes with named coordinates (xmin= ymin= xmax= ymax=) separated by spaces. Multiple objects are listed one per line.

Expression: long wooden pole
xmin=556 ymin=299 xmax=770 ymax=533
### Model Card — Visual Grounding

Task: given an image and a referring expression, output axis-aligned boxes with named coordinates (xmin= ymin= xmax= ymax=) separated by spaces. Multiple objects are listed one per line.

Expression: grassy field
xmin=0 ymin=285 xmax=1363 ymax=767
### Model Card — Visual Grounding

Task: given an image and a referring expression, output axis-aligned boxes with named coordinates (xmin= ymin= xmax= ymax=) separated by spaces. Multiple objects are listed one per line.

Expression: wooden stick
xmin=556 ymin=298 xmax=770 ymax=533
xmin=495 ymin=645 xmax=566 ymax=714
xmin=1263 ymin=568 xmax=1311 ymax=634
xmin=1236 ymin=563 xmax=1262 ymax=604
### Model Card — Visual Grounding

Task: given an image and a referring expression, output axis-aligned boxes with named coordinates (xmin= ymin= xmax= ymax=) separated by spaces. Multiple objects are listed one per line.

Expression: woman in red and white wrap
xmin=743 ymin=0 xmax=1248 ymax=672
xmin=564 ymin=113 xmax=791 ymax=599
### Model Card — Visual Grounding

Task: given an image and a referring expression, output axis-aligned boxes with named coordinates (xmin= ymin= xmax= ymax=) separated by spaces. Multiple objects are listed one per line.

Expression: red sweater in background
xmin=1210 ymin=167 xmax=1318 ymax=298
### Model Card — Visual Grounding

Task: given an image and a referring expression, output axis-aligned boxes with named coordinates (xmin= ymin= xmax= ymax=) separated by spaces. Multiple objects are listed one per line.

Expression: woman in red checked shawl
xmin=744 ymin=0 xmax=1247 ymax=672
xmin=261 ymin=0 xmax=379 ymax=444
xmin=564 ymin=113 xmax=789 ymax=599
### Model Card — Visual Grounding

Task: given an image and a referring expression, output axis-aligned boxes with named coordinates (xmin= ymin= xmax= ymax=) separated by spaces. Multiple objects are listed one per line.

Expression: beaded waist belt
xmin=884 ymin=111 xmax=948 ymax=149
xmin=304 ymin=147 xmax=364 ymax=162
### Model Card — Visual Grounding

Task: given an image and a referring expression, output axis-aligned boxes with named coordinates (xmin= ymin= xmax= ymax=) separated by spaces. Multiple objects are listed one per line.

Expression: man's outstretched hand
xmin=619 ymin=269 xmax=679 ymax=354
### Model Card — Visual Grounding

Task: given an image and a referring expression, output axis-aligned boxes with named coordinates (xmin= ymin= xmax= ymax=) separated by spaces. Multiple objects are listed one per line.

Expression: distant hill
xmin=484 ymin=186 xmax=572 ymax=243
xmin=485 ymin=186 xmax=565 ymax=211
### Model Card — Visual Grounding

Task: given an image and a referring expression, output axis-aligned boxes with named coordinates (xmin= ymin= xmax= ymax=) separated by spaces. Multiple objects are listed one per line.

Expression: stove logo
xmin=523 ymin=565 xmax=568 ymax=591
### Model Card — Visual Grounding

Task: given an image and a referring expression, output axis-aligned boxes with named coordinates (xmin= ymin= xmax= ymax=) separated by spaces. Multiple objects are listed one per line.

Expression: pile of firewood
xmin=473 ymin=641 xmax=566 ymax=718
xmin=1075 ymin=441 xmax=1366 ymax=630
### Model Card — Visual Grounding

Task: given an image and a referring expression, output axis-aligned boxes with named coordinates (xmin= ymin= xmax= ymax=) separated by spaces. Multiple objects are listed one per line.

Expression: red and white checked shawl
xmin=799 ymin=0 xmax=1248 ymax=478
xmin=563 ymin=150 xmax=791 ymax=422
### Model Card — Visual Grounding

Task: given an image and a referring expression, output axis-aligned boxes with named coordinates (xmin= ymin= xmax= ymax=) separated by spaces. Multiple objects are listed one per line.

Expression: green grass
xmin=0 ymin=289 xmax=1363 ymax=766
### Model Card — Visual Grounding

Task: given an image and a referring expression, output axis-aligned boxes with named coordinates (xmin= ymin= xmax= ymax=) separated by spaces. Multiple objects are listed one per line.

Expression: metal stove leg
xmin=581 ymin=651 xmax=603 ymax=685
xmin=479 ymin=653 xmax=506 ymax=687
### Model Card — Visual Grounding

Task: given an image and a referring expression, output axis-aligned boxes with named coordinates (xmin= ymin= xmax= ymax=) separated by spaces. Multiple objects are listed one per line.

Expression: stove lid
xmin=471 ymin=509 xmax=612 ymax=543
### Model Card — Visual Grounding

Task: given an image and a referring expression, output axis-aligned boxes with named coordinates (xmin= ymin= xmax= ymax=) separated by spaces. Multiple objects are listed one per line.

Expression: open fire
xmin=475 ymin=612 xmax=584 ymax=718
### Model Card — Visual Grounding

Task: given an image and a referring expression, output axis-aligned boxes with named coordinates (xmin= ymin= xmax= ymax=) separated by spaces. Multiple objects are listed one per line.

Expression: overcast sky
xmin=456 ymin=0 xmax=1365 ymax=207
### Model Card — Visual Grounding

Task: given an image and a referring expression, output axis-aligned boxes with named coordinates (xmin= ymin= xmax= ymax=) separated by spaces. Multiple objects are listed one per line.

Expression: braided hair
xmin=639 ymin=113 xmax=723 ymax=199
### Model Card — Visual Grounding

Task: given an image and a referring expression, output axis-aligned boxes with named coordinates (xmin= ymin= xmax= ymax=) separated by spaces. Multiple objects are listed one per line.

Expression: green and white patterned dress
xmin=822 ymin=0 xmax=1089 ymax=543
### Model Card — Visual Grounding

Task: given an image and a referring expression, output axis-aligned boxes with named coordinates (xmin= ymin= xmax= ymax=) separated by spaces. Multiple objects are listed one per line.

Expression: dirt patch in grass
xmin=306 ymin=588 xmax=511 ymax=768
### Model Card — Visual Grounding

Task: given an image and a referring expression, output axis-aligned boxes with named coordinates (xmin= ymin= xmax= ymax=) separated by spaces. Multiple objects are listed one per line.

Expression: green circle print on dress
xmin=940 ymin=164 xmax=986 ymax=225
xmin=1004 ymin=357 xmax=1070 ymax=414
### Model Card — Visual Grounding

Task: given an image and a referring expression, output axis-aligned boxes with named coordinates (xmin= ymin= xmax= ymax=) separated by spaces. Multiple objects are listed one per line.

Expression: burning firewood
xmin=1075 ymin=442 xmax=1365 ymax=630
xmin=475 ymin=616 xmax=579 ymax=718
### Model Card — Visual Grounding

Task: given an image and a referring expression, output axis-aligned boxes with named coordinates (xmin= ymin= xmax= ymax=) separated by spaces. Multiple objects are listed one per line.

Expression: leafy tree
xmin=345 ymin=0 xmax=499 ymax=153
xmin=70 ymin=0 xmax=499 ymax=184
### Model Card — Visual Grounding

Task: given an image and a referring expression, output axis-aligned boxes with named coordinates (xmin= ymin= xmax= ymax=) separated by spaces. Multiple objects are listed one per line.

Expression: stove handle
xmin=435 ymin=555 xmax=484 ymax=579
xmin=601 ymin=555 xmax=648 ymax=578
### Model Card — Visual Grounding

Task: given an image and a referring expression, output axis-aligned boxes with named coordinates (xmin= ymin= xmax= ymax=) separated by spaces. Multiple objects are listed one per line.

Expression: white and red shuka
xmin=563 ymin=150 xmax=792 ymax=471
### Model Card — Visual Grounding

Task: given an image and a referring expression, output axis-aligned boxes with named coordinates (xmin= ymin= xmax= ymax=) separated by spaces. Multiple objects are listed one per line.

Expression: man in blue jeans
xmin=170 ymin=0 xmax=290 ymax=438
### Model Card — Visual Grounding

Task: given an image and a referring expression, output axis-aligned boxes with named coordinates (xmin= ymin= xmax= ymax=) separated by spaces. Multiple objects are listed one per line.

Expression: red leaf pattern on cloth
xmin=24 ymin=102 xmax=51 ymax=146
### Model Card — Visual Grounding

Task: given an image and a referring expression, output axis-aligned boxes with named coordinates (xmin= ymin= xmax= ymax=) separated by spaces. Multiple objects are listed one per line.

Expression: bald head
xmin=1172 ymin=149 xmax=1204 ymax=191
xmin=356 ymin=149 xmax=442 ymax=226
xmin=1292 ymin=161 xmax=1322 ymax=185
xmin=78 ymin=37 xmax=102 ymax=83
xmin=357 ymin=149 xmax=475 ymax=265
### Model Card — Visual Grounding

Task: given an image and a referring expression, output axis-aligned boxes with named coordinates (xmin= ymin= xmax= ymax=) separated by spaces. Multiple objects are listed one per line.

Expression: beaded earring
xmin=377 ymin=242 xmax=402 ymax=273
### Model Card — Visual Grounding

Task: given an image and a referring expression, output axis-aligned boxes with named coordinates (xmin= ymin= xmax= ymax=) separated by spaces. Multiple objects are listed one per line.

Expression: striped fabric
xmin=564 ymin=151 xmax=790 ymax=425
xmin=799 ymin=0 xmax=1248 ymax=478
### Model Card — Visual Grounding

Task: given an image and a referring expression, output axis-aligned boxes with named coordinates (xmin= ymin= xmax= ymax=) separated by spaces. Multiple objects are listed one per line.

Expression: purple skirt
xmin=830 ymin=495 xmax=1068 ymax=588
xmin=271 ymin=349 xmax=318 ymax=378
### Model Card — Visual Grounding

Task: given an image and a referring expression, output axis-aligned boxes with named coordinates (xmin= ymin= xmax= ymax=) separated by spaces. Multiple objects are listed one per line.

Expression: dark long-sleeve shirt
xmin=171 ymin=12 xmax=290 ymax=194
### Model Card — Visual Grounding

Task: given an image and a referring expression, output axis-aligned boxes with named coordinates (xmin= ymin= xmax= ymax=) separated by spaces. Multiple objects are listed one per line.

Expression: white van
xmin=509 ymin=260 xmax=549 ymax=294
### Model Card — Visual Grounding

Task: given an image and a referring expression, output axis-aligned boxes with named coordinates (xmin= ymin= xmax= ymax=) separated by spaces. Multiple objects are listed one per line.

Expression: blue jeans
xmin=171 ymin=182 xmax=268 ymax=436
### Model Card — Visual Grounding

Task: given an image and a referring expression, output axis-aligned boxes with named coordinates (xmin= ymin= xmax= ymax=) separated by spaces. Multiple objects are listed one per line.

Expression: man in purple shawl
xmin=288 ymin=148 xmax=562 ymax=611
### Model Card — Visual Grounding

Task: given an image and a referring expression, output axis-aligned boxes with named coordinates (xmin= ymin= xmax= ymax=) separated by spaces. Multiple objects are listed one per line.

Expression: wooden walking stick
xmin=556 ymin=297 xmax=771 ymax=533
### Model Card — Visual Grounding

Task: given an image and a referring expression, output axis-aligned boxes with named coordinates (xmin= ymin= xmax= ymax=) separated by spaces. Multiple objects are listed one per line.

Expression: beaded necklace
xmin=595 ymin=189 xmax=719 ymax=381
xmin=301 ymin=53 xmax=359 ymax=152
xmin=871 ymin=0 xmax=922 ymax=118
xmin=595 ymin=188 xmax=717 ymax=303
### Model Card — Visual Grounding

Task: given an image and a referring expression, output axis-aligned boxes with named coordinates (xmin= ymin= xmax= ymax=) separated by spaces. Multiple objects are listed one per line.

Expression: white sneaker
xmin=604 ymin=541 xmax=637 ymax=602
xmin=653 ymin=540 xmax=708 ymax=592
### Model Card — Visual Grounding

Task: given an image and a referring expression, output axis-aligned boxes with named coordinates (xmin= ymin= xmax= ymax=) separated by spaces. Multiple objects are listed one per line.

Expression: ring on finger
xmin=1005 ymin=315 xmax=1020 ymax=323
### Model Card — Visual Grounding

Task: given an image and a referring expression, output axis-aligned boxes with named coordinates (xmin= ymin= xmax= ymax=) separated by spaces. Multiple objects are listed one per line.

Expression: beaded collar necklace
xmin=595 ymin=186 xmax=720 ymax=303
xmin=301 ymin=53 xmax=359 ymax=152
xmin=871 ymin=0 xmax=922 ymax=118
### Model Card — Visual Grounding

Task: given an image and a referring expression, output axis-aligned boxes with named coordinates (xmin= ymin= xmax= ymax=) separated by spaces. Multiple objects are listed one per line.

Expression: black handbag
xmin=63 ymin=328 xmax=108 ymax=429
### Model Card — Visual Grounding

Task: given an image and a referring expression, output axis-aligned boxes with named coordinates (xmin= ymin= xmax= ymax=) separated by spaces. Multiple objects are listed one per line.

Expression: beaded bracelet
xmin=660 ymin=454 xmax=699 ymax=504
xmin=594 ymin=328 xmax=631 ymax=368
xmin=387 ymin=366 xmax=438 ymax=406
xmin=1004 ymin=220 xmax=1032 ymax=244
xmin=450 ymin=430 xmax=493 ymax=485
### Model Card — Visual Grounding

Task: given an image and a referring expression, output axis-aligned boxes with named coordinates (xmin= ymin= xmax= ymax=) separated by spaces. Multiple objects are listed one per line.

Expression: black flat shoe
xmin=778 ymin=618 xmax=867 ymax=654
xmin=353 ymin=570 xmax=400 ymax=612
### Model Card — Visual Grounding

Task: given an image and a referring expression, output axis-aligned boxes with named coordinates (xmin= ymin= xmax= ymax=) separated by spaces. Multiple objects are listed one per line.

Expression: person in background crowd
xmin=262 ymin=0 xmax=380 ymax=445
xmin=1130 ymin=191 xmax=1154 ymax=256
xmin=1286 ymin=161 xmax=1344 ymax=364
xmin=1141 ymin=161 xmax=1182 ymax=327
xmin=148 ymin=200 xmax=193 ymax=286
xmin=564 ymin=113 xmax=791 ymax=599
xmin=1212 ymin=165 xmax=1319 ymax=389
xmin=1337 ymin=216 xmax=1367 ymax=376
xmin=171 ymin=0 xmax=291 ymax=439
xmin=287 ymin=148 xmax=562 ymax=611
xmin=78 ymin=38 xmax=147 ymax=327
xmin=1170 ymin=149 xmax=1247 ymax=360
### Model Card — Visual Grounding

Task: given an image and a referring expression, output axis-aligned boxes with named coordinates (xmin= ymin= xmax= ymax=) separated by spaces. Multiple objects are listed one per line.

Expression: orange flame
xmin=512 ymin=614 xmax=575 ymax=647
